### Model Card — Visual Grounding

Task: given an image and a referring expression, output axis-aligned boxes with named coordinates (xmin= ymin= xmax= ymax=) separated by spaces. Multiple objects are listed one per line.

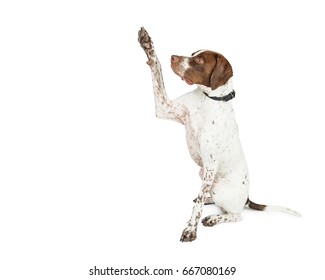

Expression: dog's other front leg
xmin=180 ymin=166 xmax=218 ymax=242
xmin=138 ymin=27 xmax=186 ymax=123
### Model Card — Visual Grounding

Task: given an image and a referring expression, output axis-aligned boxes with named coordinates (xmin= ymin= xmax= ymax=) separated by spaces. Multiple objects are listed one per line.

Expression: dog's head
xmin=171 ymin=50 xmax=233 ymax=90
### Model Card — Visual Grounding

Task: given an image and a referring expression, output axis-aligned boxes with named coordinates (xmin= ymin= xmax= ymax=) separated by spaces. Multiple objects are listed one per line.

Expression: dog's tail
xmin=245 ymin=198 xmax=301 ymax=217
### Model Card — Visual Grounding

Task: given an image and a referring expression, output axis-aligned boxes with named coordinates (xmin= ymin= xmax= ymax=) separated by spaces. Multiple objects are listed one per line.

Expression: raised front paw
xmin=180 ymin=227 xmax=197 ymax=242
xmin=138 ymin=27 xmax=155 ymax=64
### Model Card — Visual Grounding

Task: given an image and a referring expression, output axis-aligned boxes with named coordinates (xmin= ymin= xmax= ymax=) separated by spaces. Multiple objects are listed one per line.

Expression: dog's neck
xmin=197 ymin=78 xmax=234 ymax=98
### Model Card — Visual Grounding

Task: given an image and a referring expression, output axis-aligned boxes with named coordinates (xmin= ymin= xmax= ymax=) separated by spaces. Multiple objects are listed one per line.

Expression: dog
xmin=138 ymin=27 xmax=300 ymax=242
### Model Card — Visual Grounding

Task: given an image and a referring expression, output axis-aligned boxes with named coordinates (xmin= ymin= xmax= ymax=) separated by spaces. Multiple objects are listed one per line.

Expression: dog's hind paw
xmin=202 ymin=213 xmax=242 ymax=227
xmin=202 ymin=215 xmax=219 ymax=227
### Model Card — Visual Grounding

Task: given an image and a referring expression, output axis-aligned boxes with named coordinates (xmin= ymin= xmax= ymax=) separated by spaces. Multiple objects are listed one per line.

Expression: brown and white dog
xmin=138 ymin=27 xmax=300 ymax=242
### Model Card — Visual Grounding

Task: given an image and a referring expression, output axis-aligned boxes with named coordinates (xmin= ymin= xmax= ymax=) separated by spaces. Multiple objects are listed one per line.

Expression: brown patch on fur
xmin=210 ymin=53 xmax=233 ymax=90
xmin=171 ymin=50 xmax=233 ymax=90
xmin=246 ymin=198 xmax=266 ymax=211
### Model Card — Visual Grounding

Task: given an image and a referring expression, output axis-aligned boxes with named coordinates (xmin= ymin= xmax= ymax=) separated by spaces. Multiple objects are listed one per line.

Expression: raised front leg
xmin=180 ymin=166 xmax=218 ymax=242
xmin=138 ymin=27 xmax=186 ymax=123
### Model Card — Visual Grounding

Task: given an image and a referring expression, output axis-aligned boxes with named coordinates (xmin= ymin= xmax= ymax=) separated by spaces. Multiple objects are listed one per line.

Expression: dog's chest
xmin=178 ymin=90 xmax=238 ymax=167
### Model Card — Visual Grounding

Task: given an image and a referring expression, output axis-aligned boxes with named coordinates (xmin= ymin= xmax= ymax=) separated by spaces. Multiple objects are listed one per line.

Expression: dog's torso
xmin=175 ymin=81 xmax=249 ymax=213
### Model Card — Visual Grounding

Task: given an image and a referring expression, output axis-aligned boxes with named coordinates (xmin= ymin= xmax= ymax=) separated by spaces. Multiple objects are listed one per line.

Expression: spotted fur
xmin=138 ymin=27 xmax=300 ymax=242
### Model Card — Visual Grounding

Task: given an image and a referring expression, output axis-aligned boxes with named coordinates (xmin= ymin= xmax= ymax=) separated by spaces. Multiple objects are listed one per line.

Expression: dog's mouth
xmin=171 ymin=64 xmax=194 ymax=85
xmin=182 ymin=77 xmax=193 ymax=85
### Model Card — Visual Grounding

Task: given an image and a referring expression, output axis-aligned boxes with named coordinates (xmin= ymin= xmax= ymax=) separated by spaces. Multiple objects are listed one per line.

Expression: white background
xmin=1 ymin=0 xmax=324 ymax=279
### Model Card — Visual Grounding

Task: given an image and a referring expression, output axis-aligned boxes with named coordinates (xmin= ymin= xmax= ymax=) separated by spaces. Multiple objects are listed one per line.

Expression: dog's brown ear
xmin=210 ymin=55 xmax=233 ymax=90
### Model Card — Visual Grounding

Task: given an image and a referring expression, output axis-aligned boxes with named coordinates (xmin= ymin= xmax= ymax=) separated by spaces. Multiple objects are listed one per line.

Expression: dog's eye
xmin=195 ymin=57 xmax=204 ymax=64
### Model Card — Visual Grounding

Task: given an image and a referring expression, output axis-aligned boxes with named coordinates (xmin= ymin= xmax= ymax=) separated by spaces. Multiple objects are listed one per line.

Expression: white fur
xmin=174 ymin=78 xmax=249 ymax=214
xmin=265 ymin=205 xmax=302 ymax=217
xmin=179 ymin=57 xmax=190 ymax=76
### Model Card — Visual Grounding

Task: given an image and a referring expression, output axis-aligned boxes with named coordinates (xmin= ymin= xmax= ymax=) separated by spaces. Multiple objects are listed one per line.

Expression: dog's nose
xmin=171 ymin=55 xmax=180 ymax=63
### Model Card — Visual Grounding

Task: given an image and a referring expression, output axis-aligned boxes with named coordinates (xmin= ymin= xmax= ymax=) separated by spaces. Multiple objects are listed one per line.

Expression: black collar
xmin=203 ymin=90 xmax=235 ymax=102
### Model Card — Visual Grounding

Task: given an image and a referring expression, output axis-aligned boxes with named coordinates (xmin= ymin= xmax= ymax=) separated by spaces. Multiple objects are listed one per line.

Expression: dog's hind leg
xmin=193 ymin=196 xmax=214 ymax=205
xmin=202 ymin=212 xmax=242 ymax=227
